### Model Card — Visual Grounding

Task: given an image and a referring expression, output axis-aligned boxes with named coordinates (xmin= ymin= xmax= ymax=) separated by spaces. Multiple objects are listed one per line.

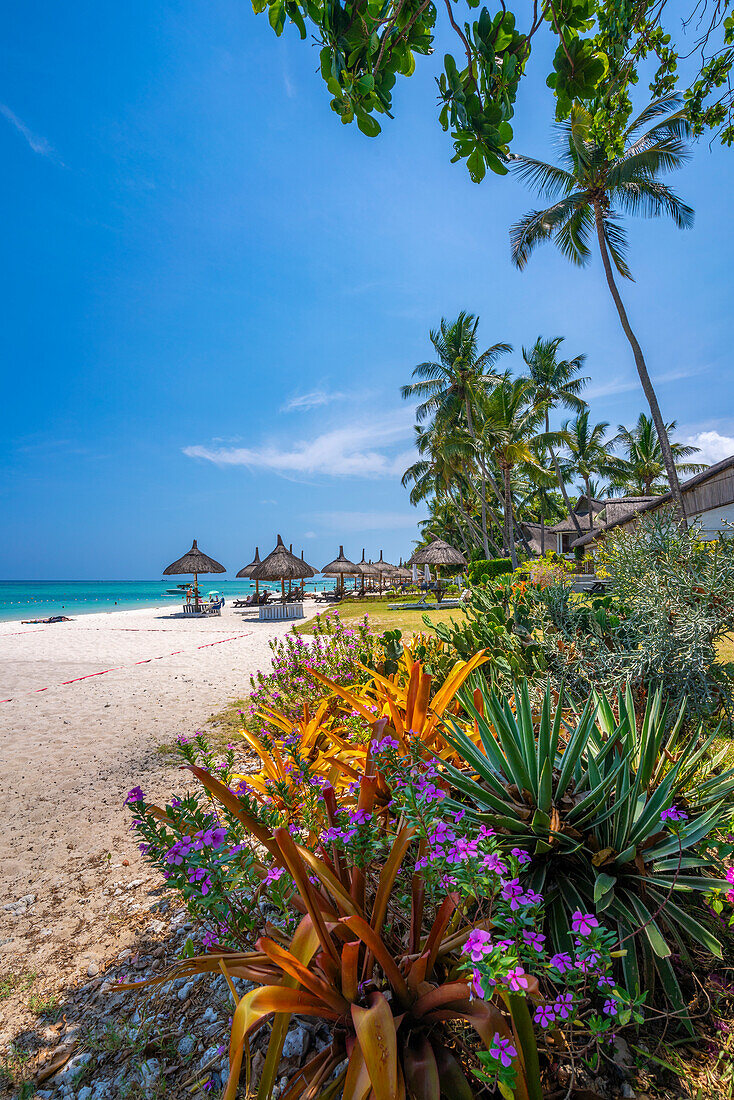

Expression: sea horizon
xmin=0 ymin=578 xmax=337 ymax=623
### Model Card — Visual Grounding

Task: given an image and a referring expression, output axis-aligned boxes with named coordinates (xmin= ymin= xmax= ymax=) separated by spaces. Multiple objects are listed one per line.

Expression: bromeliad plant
xmin=308 ymin=649 xmax=489 ymax=766
xmin=441 ymin=679 xmax=734 ymax=1021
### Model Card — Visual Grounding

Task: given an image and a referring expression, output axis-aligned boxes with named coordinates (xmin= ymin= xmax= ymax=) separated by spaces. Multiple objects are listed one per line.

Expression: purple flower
xmin=264 ymin=866 xmax=286 ymax=885
xmin=511 ymin=848 xmax=532 ymax=865
xmin=522 ymin=929 xmax=545 ymax=953
xmin=549 ymin=952 xmax=573 ymax=974
xmin=660 ymin=805 xmax=688 ymax=824
xmin=553 ymin=992 xmax=574 ymax=1020
xmin=501 ymin=878 xmax=524 ymax=910
xmin=603 ymin=997 xmax=618 ymax=1016
xmin=470 ymin=967 xmax=486 ymax=999
xmin=478 ymin=825 xmax=496 ymax=840
xmin=463 ymin=929 xmax=494 ymax=963
xmin=571 ymin=910 xmax=599 ymax=936
xmin=503 ymin=967 xmax=530 ymax=992
xmin=349 ymin=808 xmax=371 ymax=826
xmin=488 ymin=1034 xmax=518 ymax=1068
xmin=125 ymin=786 xmax=145 ymax=804
xmin=534 ymin=1003 xmax=556 ymax=1028
xmin=482 ymin=853 xmax=509 ymax=876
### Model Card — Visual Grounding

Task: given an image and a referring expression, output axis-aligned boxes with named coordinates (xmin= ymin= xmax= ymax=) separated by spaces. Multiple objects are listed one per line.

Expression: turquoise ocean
xmin=0 ymin=578 xmax=336 ymax=623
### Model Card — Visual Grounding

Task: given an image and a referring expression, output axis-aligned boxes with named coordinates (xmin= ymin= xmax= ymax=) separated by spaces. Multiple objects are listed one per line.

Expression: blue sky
xmin=2 ymin=1 xmax=733 ymax=580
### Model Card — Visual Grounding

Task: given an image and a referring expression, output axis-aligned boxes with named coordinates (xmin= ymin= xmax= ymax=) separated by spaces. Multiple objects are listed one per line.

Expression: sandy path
xmin=0 ymin=602 xmax=305 ymax=998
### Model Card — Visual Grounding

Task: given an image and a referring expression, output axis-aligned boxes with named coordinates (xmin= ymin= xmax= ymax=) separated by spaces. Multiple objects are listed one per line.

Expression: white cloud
xmin=303 ymin=531 xmax=317 ymax=538
xmin=316 ymin=510 xmax=423 ymax=533
xmin=0 ymin=104 xmax=54 ymax=157
xmin=183 ymin=411 xmax=415 ymax=481
xmin=683 ymin=430 xmax=734 ymax=466
xmin=280 ymin=390 xmax=345 ymax=413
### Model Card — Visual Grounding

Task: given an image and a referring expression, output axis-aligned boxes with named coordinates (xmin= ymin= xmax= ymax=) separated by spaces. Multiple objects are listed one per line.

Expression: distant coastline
xmin=0 ymin=578 xmax=336 ymax=623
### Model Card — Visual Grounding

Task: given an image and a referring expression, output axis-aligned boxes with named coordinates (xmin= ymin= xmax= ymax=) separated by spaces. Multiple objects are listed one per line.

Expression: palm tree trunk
xmin=448 ymin=486 xmax=501 ymax=556
xmin=540 ymin=511 xmax=545 ymax=555
xmin=503 ymin=467 xmax=518 ymax=569
xmin=464 ymin=396 xmax=490 ymax=557
xmin=593 ymin=204 xmax=686 ymax=524
xmin=585 ymin=475 xmax=593 ymax=530
xmin=546 ymin=409 xmax=582 ymax=537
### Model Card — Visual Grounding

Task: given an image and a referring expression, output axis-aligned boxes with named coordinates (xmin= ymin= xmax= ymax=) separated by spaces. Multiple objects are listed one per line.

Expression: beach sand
xmin=0 ymin=601 xmax=306 ymax=1032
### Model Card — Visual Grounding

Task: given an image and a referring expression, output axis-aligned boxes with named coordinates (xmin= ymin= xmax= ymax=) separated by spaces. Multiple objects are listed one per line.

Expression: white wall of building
xmin=689 ymin=501 xmax=734 ymax=539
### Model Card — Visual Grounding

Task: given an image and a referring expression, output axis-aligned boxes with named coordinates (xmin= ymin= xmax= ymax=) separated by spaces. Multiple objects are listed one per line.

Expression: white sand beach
xmin=0 ymin=601 xmax=308 ymax=1014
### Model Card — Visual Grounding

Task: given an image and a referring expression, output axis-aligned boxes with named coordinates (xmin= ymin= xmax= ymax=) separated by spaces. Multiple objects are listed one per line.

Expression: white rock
xmin=177 ymin=980 xmax=194 ymax=1002
xmin=77 ymin=1087 xmax=93 ymax=1100
xmin=55 ymin=1052 xmax=92 ymax=1086
xmin=178 ymin=1034 xmax=196 ymax=1058
xmin=282 ymin=1025 xmax=310 ymax=1060
xmin=139 ymin=1058 xmax=161 ymax=1090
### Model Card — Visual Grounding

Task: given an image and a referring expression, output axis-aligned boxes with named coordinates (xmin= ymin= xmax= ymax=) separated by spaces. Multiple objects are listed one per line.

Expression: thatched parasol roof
xmin=250 ymin=535 xmax=316 ymax=581
xmin=373 ymin=550 xmax=397 ymax=576
xmin=163 ymin=539 xmax=226 ymax=576
xmin=394 ymin=567 xmax=412 ymax=581
xmin=321 ymin=546 xmax=361 ymax=576
xmin=410 ymin=539 xmax=467 ymax=568
xmin=357 ymin=549 xmax=380 ymax=578
xmin=236 ymin=547 xmax=261 ymax=578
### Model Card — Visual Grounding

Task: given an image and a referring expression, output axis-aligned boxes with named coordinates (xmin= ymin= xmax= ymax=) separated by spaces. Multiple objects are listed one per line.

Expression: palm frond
xmin=508 ymin=154 xmax=576 ymax=200
xmin=509 ymin=194 xmax=587 ymax=269
xmin=602 ymin=218 xmax=633 ymax=280
xmin=613 ymin=179 xmax=694 ymax=230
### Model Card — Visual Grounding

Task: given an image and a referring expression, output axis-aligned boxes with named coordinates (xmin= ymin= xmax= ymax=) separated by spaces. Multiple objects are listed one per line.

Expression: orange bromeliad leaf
xmin=256 ymin=936 xmax=350 ymax=1014
xmin=185 ymin=765 xmax=279 ymax=857
xmin=370 ymin=826 xmax=416 ymax=937
xmin=430 ymin=649 xmax=488 ymax=716
xmin=403 ymin=1035 xmax=440 ymax=1100
xmin=340 ymin=915 xmax=410 ymax=1007
xmin=342 ymin=1037 xmax=373 ymax=1100
xmin=351 ymin=992 xmax=399 ymax=1100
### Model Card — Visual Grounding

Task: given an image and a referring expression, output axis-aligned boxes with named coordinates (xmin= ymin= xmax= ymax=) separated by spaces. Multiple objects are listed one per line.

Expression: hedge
xmin=467 ymin=558 xmax=513 ymax=585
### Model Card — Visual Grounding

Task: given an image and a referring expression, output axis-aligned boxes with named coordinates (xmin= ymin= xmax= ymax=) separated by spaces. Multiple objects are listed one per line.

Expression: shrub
xmin=530 ymin=511 xmax=734 ymax=724
xmin=468 ymin=557 xmax=513 ymax=585
xmin=247 ymin=613 xmax=376 ymax=732
xmin=432 ymin=582 xmax=546 ymax=689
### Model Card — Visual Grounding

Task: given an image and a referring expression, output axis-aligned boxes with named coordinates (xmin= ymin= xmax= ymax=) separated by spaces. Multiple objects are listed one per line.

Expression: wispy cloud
xmin=0 ymin=104 xmax=55 ymax=158
xmin=184 ymin=411 xmax=415 ymax=480
xmin=316 ymin=510 xmax=423 ymax=533
xmin=683 ymin=430 xmax=734 ymax=466
xmin=585 ymin=365 xmax=707 ymax=402
xmin=280 ymin=389 xmax=346 ymax=413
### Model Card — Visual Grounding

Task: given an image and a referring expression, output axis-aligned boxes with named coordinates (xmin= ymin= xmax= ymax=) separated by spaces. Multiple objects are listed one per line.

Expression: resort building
xmin=571 ymin=455 xmax=734 ymax=552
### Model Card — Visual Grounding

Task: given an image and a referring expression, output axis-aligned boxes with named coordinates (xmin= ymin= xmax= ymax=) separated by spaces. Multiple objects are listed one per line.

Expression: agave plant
xmin=441 ymin=680 xmax=733 ymax=1021
xmin=132 ymin=768 xmax=542 ymax=1100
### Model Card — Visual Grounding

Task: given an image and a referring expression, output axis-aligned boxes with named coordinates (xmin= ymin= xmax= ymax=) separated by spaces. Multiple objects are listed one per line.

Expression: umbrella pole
xmin=281 ymin=579 xmax=285 ymax=604
xmin=194 ymin=572 xmax=199 ymax=610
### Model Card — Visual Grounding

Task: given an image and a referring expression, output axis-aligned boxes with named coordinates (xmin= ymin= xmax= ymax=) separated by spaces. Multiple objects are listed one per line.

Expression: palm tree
xmin=509 ymin=95 xmax=694 ymax=522
xmin=401 ymin=312 xmax=511 ymax=556
xmin=520 ymin=335 xmax=589 ymax=538
xmin=519 ymin=443 xmax=567 ymax=555
xmin=611 ymin=413 xmax=707 ymax=494
xmin=402 ymin=422 xmax=503 ymax=555
xmin=480 ymin=374 xmax=558 ymax=567
xmin=563 ymin=411 xmax=625 ymax=529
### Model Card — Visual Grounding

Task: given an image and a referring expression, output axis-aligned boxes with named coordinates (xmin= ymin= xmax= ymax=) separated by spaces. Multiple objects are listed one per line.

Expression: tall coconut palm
xmin=480 ymin=374 xmax=559 ymax=567
xmin=401 ymin=312 xmax=511 ymax=555
xmin=563 ymin=411 xmax=626 ymax=529
xmin=509 ymin=95 xmax=694 ymax=522
xmin=521 ymin=335 xmax=590 ymax=537
xmin=611 ymin=413 xmax=706 ymax=494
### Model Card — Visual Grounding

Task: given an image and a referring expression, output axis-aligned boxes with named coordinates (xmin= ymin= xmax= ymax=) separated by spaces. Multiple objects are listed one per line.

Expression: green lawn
xmin=295 ymin=596 xmax=466 ymax=637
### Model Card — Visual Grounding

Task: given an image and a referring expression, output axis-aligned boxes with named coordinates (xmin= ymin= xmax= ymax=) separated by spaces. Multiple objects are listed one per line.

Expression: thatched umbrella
xmin=356 ymin=549 xmax=380 ymax=594
xmin=373 ymin=550 xmax=398 ymax=594
xmin=410 ymin=538 xmax=467 ymax=568
xmin=410 ymin=538 xmax=466 ymax=591
xmin=321 ymin=546 xmax=360 ymax=596
xmin=251 ymin=535 xmax=316 ymax=602
xmin=164 ymin=539 xmax=225 ymax=610
xmin=237 ymin=547 xmax=261 ymax=598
